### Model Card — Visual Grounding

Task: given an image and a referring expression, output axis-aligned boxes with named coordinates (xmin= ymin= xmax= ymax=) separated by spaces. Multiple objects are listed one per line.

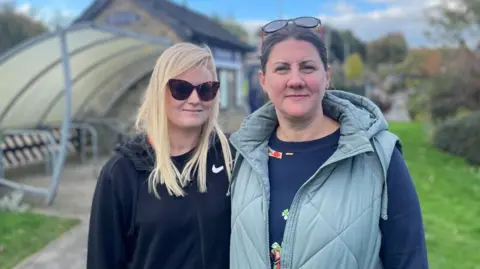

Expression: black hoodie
xmin=87 ymin=134 xmax=232 ymax=269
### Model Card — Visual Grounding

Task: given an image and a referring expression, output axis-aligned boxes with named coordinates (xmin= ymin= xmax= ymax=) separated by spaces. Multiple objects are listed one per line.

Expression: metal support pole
xmin=46 ymin=29 xmax=72 ymax=206
xmin=0 ymin=132 xmax=4 ymax=179
xmin=45 ymin=148 xmax=51 ymax=175
xmin=79 ymin=128 xmax=87 ymax=163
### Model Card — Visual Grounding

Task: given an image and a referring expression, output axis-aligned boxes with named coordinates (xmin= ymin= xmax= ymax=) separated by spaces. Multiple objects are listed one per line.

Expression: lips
xmin=286 ymin=94 xmax=309 ymax=100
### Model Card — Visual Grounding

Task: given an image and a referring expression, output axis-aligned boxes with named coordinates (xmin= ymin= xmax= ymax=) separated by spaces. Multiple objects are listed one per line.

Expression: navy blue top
xmin=268 ymin=128 xmax=428 ymax=269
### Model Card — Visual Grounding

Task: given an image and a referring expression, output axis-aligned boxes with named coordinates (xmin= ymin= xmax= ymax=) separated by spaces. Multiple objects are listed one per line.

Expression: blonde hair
xmin=135 ymin=42 xmax=233 ymax=197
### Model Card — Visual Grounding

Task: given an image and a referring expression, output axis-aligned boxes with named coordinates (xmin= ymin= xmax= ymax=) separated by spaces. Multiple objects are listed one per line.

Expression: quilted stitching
xmin=299 ymin=237 xmax=359 ymax=269
xmin=231 ymin=195 xmax=262 ymax=225
xmin=234 ymin=217 xmax=268 ymax=267
xmin=298 ymin=203 xmax=377 ymax=268
xmin=307 ymin=194 xmax=382 ymax=234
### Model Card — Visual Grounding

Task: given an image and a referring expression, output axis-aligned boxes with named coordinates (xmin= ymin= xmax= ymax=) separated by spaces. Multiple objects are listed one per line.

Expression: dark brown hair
xmin=260 ymin=24 xmax=328 ymax=73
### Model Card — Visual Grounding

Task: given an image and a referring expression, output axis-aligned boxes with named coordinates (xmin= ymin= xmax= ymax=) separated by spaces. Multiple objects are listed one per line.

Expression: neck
xmin=276 ymin=105 xmax=339 ymax=142
xmin=168 ymin=125 xmax=202 ymax=156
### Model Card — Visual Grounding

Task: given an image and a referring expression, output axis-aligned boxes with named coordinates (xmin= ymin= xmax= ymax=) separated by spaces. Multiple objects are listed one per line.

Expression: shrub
xmin=344 ymin=53 xmax=364 ymax=82
xmin=429 ymin=47 xmax=480 ymax=122
xmin=428 ymin=74 xmax=461 ymax=122
xmin=407 ymin=91 xmax=429 ymax=121
xmin=407 ymin=81 xmax=433 ymax=122
xmin=433 ymin=111 xmax=480 ymax=165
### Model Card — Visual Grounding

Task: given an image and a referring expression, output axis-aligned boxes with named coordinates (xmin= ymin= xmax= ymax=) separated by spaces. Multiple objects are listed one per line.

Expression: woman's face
xmin=165 ymin=67 xmax=215 ymax=130
xmin=259 ymin=39 xmax=330 ymax=120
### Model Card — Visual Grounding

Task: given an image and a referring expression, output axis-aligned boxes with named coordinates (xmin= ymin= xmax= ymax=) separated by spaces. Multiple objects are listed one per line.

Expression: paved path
xmin=9 ymin=158 xmax=105 ymax=269
xmin=14 ymin=222 xmax=89 ymax=269
xmin=384 ymin=92 xmax=411 ymax=122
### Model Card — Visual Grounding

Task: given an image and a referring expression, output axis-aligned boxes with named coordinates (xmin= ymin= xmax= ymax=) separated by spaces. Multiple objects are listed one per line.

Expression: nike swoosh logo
xmin=212 ymin=164 xmax=224 ymax=173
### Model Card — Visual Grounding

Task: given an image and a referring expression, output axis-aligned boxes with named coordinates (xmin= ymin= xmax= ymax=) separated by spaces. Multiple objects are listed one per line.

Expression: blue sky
xmin=10 ymin=0 xmax=468 ymax=47
xmin=15 ymin=0 xmax=390 ymax=20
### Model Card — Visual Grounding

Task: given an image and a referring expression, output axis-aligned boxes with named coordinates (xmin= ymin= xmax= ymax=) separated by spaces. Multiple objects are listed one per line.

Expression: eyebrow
xmin=273 ymin=60 xmax=317 ymax=65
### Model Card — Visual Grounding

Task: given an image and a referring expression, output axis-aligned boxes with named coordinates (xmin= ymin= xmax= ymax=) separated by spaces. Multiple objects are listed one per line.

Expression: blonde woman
xmin=87 ymin=43 xmax=233 ymax=269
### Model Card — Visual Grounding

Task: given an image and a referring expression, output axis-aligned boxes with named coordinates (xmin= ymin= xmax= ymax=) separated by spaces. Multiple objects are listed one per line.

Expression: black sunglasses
xmin=167 ymin=79 xmax=220 ymax=102
xmin=261 ymin=16 xmax=323 ymax=45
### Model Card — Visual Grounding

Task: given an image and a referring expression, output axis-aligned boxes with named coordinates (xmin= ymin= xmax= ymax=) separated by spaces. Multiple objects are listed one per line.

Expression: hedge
xmin=433 ymin=111 xmax=480 ymax=165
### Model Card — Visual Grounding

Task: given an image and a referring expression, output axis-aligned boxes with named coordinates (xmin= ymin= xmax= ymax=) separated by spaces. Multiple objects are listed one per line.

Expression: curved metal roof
xmin=0 ymin=22 xmax=171 ymax=130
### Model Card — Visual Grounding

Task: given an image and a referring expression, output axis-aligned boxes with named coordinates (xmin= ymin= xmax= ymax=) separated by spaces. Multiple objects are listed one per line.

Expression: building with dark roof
xmin=74 ymin=0 xmax=254 ymax=117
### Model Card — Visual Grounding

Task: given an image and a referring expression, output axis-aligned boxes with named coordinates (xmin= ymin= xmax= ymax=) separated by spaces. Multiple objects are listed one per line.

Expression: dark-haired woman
xmin=228 ymin=17 xmax=428 ymax=269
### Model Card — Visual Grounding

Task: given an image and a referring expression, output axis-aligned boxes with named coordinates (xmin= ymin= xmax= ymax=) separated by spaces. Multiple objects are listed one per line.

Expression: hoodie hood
xmin=229 ymin=90 xmax=389 ymax=160
xmin=229 ymin=90 xmax=395 ymax=221
xmin=115 ymin=133 xmax=156 ymax=171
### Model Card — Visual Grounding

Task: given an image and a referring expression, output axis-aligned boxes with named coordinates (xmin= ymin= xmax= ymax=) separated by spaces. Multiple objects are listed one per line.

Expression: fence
xmin=1 ymin=128 xmax=82 ymax=175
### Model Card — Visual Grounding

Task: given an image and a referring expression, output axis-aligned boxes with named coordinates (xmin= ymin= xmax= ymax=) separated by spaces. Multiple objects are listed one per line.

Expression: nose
xmin=286 ymin=69 xmax=305 ymax=89
xmin=187 ymin=88 xmax=201 ymax=104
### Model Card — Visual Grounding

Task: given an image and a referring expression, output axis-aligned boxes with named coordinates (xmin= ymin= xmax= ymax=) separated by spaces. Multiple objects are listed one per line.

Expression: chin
xmin=282 ymin=105 xmax=312 ymax=118
xmin=177 ymin=120 xmax=206 ymax=129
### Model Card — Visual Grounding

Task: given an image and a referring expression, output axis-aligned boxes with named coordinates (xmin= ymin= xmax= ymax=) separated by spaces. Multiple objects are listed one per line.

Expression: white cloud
xmin=318 ymin=0 xmax=441 ymax=47
xmin=15 ymin=3 xmax=32 ymax=14
xmin=239 ymin=0 xmax=471 ymax=47
xmin=334 ymin=2 xmax=356 ymax=15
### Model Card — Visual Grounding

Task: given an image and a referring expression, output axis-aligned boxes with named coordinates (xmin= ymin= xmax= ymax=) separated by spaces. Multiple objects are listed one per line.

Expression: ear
xmin=325 ymin=65 xmax=331 ymax=89
xmin=258 ymin=70 xmax=266 ymax=93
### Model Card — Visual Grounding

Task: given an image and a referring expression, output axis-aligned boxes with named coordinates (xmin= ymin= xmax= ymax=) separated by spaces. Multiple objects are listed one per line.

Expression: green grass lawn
xmin=389 ymin=121 xmax=480 ymax=269
xmin=0 ymin=211 xmax=80 ymax=269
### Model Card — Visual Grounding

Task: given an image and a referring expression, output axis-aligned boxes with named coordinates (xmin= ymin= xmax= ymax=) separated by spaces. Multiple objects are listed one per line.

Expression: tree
xmin=339 ymin=30 xmax=367 ymax=60
xmin=0 ymin=1 xmax=15 ymax=12
xmin=222 ymin=20 xmax=249 ymax=41
xmin=323 ymin=25 xmax=345 ymax=62
xmin=425 ymin=0 xmax=480 ymax=162
xmin=428 ymin=46 xmax=480 ymax=121
xmin=0 ymin=8 xmax=48 ymax=54
xmin=422 ymin=0 xmax=480 ymax=121
xmin=255 ymin=26 xmax=263 ymax=38
xmin=425 ymin=0 xmax=479 ymax=45
xmin=344 ymin=53 xmax=364 ymax=82
xmin=397 ymin=48 xmax=443 ymax=78
xmin=367 ymin=33 xmax=408 ymax=67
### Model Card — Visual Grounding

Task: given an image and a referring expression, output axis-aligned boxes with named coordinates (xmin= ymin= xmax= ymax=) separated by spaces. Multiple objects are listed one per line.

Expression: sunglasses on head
xmin=167 ymin=79 xmax=220 ymax=102
xmin=261 ymin=16 xmax=323 ymax=46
